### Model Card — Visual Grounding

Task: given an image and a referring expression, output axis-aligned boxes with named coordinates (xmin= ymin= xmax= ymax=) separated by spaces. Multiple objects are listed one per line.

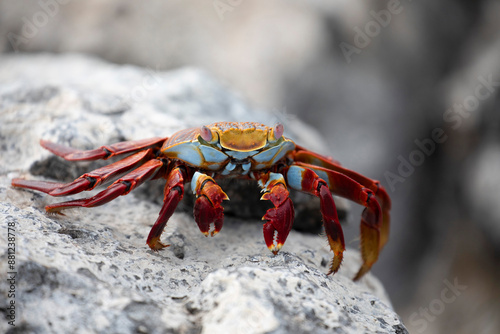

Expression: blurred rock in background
xmin=1 ymin=0 xmax=499 ymax=333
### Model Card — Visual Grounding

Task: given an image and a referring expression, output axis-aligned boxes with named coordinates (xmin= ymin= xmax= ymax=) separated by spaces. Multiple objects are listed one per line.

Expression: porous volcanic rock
xmin=0 ymin=54 xmax=407 ymax=334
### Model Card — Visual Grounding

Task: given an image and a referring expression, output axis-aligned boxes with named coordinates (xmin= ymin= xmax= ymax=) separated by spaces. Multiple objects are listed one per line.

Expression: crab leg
xmin=12 ymin=149 xmax=154 ymax=196
xmin=191 ymin=172 xmax=229 ymax=237
xmin=283 ymin=165 xmax=345 ymax=275
xmin=256 ymin=172 xmax=295 ymax=255
xmin=40 ymin=137 xmax=167 ymax=161
xmin=288 ymin=162 xmax=382 ymax=280
xmin=44 ymin=159 xmax=165 ymax=213
xmin=146 ymin=165 xmax=188 ymax=250
xmin=294 ymin=148 xmax=391 ymax=249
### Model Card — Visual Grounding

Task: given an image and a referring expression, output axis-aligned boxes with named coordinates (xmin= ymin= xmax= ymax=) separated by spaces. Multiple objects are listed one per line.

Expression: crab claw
xmin=262 ymin=196 xmax=294 ymax=254
xmin=194 ymin=195 xmax=225 ymax=236
xmin=258 ymin=173 xmax=295 ymax=254
xmin=192 ymin=172 xmax=228 ymax=237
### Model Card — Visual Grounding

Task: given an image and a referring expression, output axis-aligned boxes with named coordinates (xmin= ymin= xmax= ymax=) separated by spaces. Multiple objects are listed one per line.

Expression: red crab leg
xmin=44 ymin=159 xmax=165 ymax=213
xmin=191 ymin=172 xmax=229 ymax=237
xmin=40 ymin=137 xmax=167 ymax=161
xmin=294 ymin=148 xmax=391 ymax=249
xmin=288 ymin=162 xmax=382 ymax=280
xmin=282 ymin=165 xmax=345 ymax=275
xmin=146 ymin=165 xmax=188 ymax=251
xmin=12 ymin=149 xmax=154 ymax=196
xmin=256 ymin=172 xmax=295 ymax=255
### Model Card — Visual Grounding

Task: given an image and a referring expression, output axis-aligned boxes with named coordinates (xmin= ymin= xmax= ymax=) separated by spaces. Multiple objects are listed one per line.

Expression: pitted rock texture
xmin=0 ymin=54 xmax=407 ymax=334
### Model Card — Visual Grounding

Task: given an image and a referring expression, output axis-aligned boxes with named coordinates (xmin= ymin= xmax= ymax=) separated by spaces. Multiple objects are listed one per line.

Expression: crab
xmin=12 ymin=122 xmax=391 ymax=280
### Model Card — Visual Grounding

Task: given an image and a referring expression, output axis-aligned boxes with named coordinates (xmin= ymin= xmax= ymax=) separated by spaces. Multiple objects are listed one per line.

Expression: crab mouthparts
xmin=220 ymin=159 xmax=252 ymax=176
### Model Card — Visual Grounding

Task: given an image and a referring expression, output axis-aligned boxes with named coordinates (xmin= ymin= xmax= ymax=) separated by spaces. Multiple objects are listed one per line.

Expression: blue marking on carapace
xmin=252 ymin=146 xmax=280 ymax=163
xmin=163 ymin=142 xmax=228 ymax=170
xmin=253 ymin=141 xmax=295 ymax=164
xmin=254 ymin=163 xmax=267 ymax=170
xmin=163 ymin=143 xmax=203 ymax=166
xmin=271 ymin=142 xmax=295 ymax=164
xmin=200 ymin=144 xmax=229 ymax=163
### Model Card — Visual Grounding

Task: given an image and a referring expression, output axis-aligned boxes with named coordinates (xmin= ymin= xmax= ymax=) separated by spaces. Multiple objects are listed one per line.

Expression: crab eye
xmin=274 ymin=123 xmax=284 ymax=139
xmin=200 ymin=126 xmax=213 ymax=142
xmin=268 ymin=123 xmax=284 ymax=142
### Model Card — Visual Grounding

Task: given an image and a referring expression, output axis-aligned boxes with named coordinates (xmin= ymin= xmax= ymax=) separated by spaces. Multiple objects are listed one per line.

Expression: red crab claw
xmin=259 ymin=173 xmax=295 ymax=254
xmin=192 ymin=172 xmax=229 ymax=237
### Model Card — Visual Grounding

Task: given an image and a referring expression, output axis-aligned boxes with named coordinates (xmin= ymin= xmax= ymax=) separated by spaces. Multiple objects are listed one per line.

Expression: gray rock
xmin=0 ymin=54 xmax=406 ymax=334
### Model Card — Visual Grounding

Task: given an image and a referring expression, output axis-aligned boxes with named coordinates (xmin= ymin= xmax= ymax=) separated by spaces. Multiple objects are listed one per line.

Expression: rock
xmin=0 ymin=54 xmax=407 ymax=334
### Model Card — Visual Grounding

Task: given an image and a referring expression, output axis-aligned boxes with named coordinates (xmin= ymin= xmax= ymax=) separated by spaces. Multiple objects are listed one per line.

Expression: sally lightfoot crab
xmin=12 ymin=122 xmax=391 ymax=280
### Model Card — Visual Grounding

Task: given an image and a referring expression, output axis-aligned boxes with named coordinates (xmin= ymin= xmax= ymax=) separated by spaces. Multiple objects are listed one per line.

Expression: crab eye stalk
xmin=199 ymin=125 xmax=217 ymax=144
xmin=268 ymin=123 xmax=284 ymax=143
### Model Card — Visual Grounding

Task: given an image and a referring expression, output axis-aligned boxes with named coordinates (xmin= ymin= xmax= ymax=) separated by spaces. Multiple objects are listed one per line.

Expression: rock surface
xmin=0 ymin=54 xmax=407 ymax=334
